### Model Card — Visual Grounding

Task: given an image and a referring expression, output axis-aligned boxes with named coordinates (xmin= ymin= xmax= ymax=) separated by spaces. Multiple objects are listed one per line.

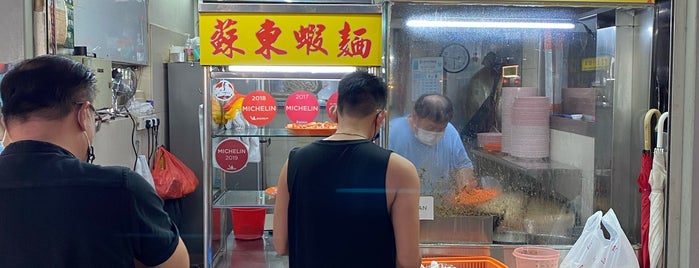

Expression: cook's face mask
xmin=415 ymin=128 xmax=445 ymax=146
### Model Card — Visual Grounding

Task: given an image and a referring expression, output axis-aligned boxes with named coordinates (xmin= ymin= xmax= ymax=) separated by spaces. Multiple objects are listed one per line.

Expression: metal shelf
xmin=212 ymin=127 xmax=334 ymax=138
xmin=213 ymin=190 xmax=276 ymax=208
xmin=469 ymin=148 xmax=582 ymax=202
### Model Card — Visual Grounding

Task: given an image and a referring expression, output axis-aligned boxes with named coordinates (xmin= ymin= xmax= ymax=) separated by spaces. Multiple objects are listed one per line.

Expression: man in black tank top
xmin=274 ymin=71 xmax=422 ymax=268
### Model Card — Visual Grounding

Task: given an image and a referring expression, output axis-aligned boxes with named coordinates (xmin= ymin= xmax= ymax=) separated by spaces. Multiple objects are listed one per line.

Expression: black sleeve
xmin=125 ymin=169 xmax=181 ymax=266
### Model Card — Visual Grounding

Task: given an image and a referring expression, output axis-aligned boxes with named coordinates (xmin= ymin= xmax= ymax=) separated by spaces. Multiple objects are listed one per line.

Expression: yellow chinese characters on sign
xmin=199 ymin=13 xmax=382 ymax=66
xmin=581 ymin=56 xmax=611 ymax=71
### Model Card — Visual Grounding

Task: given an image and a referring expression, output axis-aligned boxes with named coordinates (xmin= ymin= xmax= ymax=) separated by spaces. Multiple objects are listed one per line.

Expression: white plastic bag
xmin=135 ymin=154 xmax=156 ymax=190
xmin=560 ymin=208 xmax=639 ymax=268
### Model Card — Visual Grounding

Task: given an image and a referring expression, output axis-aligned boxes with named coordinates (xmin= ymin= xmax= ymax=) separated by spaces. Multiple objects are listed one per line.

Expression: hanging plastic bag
xmin=560 ymin=208 xmax=639 ymax=268
xmin=135 ymin=154 xmax=155 ymax=190
xmin=151 ymin=146 xmax=199 ymax=199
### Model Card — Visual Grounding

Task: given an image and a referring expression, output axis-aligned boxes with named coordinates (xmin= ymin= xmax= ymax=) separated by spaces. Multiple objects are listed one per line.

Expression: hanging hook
xmin=643 ymin=109 xmax=661 ymax=151
xmin=656 ymin=112 xmax=670 ymax=149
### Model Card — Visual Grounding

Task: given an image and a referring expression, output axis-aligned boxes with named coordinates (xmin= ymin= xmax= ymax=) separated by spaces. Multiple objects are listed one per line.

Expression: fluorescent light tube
xmin=227 ymin=66 xmax=357 ymax=73
xmin=406 ymin=20 xmax=575 ymax=29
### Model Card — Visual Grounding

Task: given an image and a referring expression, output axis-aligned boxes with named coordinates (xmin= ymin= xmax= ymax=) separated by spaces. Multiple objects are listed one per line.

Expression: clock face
xmin=441 ymin=44 xmax=470 ymax=73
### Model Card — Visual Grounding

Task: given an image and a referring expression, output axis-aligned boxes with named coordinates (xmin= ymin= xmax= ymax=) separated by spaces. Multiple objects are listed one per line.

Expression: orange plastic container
xmin=421 ymin=256 xmax=508 ymax=268
xmin=483 ymin=142 xmax=502 ymax=152
xmin=230 ymin=208 xmax=266 ymax=240
xmin=512 ymin=246 xmax=560 ymax=268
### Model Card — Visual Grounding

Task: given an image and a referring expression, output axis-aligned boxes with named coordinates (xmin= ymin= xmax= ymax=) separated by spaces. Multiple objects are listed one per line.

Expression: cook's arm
xmin=456 ymin=167 xmax=477 ymax=191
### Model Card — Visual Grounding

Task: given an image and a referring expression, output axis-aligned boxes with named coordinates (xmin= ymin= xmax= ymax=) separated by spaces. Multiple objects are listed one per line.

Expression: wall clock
xmin=441 ymin=44 xmax=470 ymax=73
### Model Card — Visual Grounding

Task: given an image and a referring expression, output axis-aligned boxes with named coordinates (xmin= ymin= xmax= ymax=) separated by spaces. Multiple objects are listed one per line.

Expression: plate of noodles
xmin=285 ymin=121 xmax=337 ymax=135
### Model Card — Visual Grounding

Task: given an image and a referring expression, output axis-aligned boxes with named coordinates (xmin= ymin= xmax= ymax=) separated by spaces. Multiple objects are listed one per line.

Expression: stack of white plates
xmin=510 ymin=96 xmax=550 ymax=159
xmin=501 ymin=87 xmax=538 ymax=153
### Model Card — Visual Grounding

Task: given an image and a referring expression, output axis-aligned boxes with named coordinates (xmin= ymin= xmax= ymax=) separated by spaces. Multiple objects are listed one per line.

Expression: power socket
xmin=135 ymin=115 xmax=158 ymax=130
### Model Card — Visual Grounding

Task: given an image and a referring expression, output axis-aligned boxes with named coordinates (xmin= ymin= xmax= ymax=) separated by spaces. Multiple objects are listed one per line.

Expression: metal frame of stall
xmin=198 ymin=0 xmax=666 ymax=266
xmin=198 ymin=2 xmax=383 ymax=267
xmin=381 ymin=0 xmax=657 ymax=265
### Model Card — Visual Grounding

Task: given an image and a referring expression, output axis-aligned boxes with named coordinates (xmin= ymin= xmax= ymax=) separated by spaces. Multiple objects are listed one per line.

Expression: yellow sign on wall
xmin=199 ymin=13 xmax=382 ymax=66
xmin=581 ymin=56 xmax=611 ymax=71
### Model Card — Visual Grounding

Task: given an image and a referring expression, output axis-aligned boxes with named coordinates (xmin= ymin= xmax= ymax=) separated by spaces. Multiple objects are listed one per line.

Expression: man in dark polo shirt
xmin=0 ymin=55 xmax=189 ymax=267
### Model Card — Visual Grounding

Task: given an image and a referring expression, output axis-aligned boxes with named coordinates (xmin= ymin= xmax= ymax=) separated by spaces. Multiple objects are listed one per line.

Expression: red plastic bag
xmin=151 ymin=146 xmax=199 ymax=199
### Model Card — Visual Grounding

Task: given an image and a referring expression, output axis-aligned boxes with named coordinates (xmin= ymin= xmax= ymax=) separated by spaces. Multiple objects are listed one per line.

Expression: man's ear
xmin=376 ymin=110 xmax=387 ymax=125
xmin=1 ymin=117 xmax=11 ymax=146
xmin=329 ymin=105 xmax=338 ymax=123
xmin=76 ymin=104 xmax=88 ymax=131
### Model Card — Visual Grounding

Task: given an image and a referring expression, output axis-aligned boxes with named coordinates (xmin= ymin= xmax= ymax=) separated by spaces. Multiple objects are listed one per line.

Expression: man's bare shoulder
xmin=386 ymin=153 xmax=420 ymax=188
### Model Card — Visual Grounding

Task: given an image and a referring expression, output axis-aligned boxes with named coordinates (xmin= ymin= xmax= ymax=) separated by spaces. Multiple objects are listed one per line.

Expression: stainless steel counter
xmin=215 ymin=230 xmax=640 ymax=267
xmin=214 ymin=230 xmax=578 ymax=267
xmin=469 ymin=148 xmax=583 ymax=202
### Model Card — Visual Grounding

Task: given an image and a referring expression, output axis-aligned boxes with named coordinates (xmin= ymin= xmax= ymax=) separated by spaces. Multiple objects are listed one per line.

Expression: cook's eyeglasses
xmin=75 ymin=102 xmax=103 ymax=132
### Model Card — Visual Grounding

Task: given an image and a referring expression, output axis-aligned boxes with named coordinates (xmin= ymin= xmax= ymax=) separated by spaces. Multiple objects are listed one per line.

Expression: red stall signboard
xmin=242 ymin=90 xmax=277 ymax=126
xmin=285 ymin=91 xmax=319 ymax=124
xmin=215 ymin=138 xmax=249 ymax=173
xmin=325 ymin=92 xmax=338 ymax=122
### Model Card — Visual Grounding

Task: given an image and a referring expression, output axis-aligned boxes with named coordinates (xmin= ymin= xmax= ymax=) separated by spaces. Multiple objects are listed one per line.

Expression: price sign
xmin=215 ymin=139 xmax=249 ymax=173
xmin=325 ymin=92 xmax=338 ymax=122
xmin=419 ymin=196 xmax=434 ymax=220
xmin=285 ymin=91 xmax=319 ymax=124
xmin=212 ymin=80 xmax=235 ymax=102
xmin=242 ymin=90 xmax=277 ymax=126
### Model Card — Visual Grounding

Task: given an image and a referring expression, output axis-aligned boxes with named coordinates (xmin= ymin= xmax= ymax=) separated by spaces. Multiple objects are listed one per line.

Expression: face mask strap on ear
xmin=82 ymin=131 xmax=95 ymax=163
xmin=371 ymin=110 xmax=383 ymax=142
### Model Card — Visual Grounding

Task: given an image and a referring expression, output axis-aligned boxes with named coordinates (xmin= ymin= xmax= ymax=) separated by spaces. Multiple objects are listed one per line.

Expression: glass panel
xmin=208 ymin=76 xmax=339 ymax=206
xmin=385 ymin=3 xmax=652 ymax=246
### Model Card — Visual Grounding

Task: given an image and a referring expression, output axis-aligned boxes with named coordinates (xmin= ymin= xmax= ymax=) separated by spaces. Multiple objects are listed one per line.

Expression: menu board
xmin=411 ymin=57 xmax=444 ymax=101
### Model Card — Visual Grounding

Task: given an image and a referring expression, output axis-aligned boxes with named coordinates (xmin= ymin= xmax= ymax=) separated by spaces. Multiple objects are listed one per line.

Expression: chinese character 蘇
xmin=255 ymin=19 xmax=287 ymax=60
xmin=210 ymin=19 xmax=246 ymax=58
xmin=337 ymin=22 xmax=372 ymax=59
xmin=294 ymin=24 xmax=328 ymax=56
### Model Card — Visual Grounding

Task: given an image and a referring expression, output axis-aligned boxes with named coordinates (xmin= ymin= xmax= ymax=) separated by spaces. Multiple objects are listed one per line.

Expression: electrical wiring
xmin=123 ymin=105 xmax=138 ymax=170
xmin=154 ymin=123 xmax=159 ymax=151
xmin=146 ymin=118 xmax=160 ymax=165
xmin=147 ymin=127 xmax=153 ymax=164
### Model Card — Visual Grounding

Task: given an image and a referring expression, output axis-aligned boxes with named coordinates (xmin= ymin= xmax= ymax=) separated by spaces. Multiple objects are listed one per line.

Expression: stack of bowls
xmin=501 ymin=87 xmax=538 ymax=153
xmin=510 ymin=97 xmax=550 ymax=158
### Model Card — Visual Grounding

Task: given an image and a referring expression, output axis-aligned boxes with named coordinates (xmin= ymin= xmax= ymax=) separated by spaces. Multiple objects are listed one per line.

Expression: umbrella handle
xmin=657 ymin=112 xmax=669 ymax=149
xmin=644 ymin=109 xmax=661 ymax=151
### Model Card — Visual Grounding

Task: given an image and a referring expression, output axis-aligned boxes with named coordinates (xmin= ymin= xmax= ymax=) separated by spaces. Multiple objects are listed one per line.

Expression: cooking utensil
xmin=478 ymin=176 xmax=502 ymax=191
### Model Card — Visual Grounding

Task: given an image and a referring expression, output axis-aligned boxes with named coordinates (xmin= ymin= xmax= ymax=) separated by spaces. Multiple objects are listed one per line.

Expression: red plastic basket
xmin=421 ymin=256 xmax=509 ymax=268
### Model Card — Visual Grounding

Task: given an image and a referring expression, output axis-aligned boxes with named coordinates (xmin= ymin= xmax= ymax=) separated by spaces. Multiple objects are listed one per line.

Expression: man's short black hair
xmin=0 ymin=55 xmax=96 ymax=122
xmin=413 ymin=94 xmax=453 ymax=124
xmin=337 ymin=71 xmax=387 ymax=118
